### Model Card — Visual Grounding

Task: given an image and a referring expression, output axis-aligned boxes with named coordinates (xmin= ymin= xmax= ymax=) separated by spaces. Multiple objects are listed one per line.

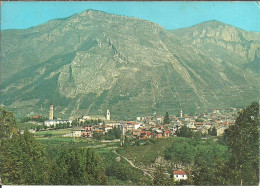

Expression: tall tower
xmin=106 ymin=109 xmax=110 ymax=120
xmin=49 ymin=104 xmax=53 ymax=120
xmin=180 ymin=110 xmax=183 ymax=118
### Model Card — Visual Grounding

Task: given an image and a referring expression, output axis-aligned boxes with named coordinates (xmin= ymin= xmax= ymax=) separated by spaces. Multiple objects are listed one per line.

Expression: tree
xmin=93 ymin=131 xmax=103 ymax=140
xmin=0 ymin=131 xmax=49 ymax=184
xmin=104 ymin=128 xmax=121 ymax=140
xmin=176 ymin=126 xmax=193 ymax=138
xmin=50 ymin=147 xmax=108 ymax=185
xmin=163 ymin=112 xmax=170 ymax=124
xmin=208 ymin=126 xmax=217 ymax=136
xmin=223 ymin=102 xmax=259 ymax=185
xmin=152 ymin=166 xmax=176 ymax=185
xmin=135 ymin=139 xmax=140 ymax=146
xmin=0 ymin=108 xmax=18 ymax=139
xmin=164 ymin=139 xmax=195 ymax=166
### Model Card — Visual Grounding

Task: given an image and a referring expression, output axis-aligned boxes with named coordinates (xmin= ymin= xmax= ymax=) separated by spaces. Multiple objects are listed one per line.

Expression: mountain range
xmin=1 ymin=9 xmax=259 ymax=120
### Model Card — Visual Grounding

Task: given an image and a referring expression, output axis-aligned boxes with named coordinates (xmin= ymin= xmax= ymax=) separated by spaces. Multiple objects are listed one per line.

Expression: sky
xmin=1 ymin=1 xmax=259 ymax=31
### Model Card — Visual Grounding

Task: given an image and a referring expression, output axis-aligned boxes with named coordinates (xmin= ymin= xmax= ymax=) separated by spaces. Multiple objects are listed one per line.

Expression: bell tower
xmin=106 ymin=109 xmax=110 ymax=120
xmin=49 ymin=104 xmax=53 ymax=120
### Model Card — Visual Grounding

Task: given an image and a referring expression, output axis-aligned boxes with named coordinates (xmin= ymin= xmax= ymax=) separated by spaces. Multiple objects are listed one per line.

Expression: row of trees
xmin=20 ymin=116 xmax=48 ymax=123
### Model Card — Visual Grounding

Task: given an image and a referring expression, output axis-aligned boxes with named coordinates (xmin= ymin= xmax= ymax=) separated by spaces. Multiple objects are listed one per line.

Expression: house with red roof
xmin=93 ymin=129 xmax=105 ymax=135
xmin=154 ymin=130 xmax=163 ymax=139
xmin=132 ymin=129 xmax=141 ymax=139
xmin=173 ymin=170 xmax=187 ymax=181
xmin=33 ymin=115 xmax=41 ymax=119
xmin=140 ymin=130 xmax=151 ymax=140
xmin=163 ymin=130 xmax=170 ymax=137
xmin=81 ymin=126 xmax=93 ymax=138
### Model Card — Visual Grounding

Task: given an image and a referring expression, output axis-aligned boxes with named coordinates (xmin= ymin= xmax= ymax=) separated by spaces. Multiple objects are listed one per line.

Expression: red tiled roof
xmin=173 ymin=171 xmax=186 ymax=175
xmin=141 ymin=131 xmax=150 ymax=135
xmin=126 ymin=121 xmax=138 ymax=125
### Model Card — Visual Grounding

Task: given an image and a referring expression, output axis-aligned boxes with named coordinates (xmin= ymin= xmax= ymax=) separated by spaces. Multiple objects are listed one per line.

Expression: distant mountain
xmin=1 ymin=10 xmax=259 ymax=120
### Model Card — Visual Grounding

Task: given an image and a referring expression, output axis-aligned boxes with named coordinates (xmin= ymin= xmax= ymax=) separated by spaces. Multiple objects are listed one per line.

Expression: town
xmin=16 ymin=104 xmax=243 ymax=182
xmin=22 ymin=103 xmax=240 ymax=141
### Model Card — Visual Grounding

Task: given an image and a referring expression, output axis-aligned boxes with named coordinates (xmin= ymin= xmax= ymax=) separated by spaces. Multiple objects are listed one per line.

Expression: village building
xmin=132 ymin=129 xmax=141 ymax=139
xmin=140 ymin=130 xmax=151 ymax=139
xmin=28 ymin=129 xmax=36 ymax=133
xmin=125 ymin=121 xmax=141 ymax=130
xmin=44 ymin=119 xmax=72 ymax=127
xmin=154 ymin=129 xmax=163 ymax=139
xmin=163 ymin=130 xmax=170 ymax=137
xmin=33 ymin=115 xmax=43 ymax=119
xmin=79 ymin=115 xmax=106 ymax=122
xmin=103 ymin=125 xmax=113 ymax=133
xmin=93 ymin=129 xmax=105 ymax=135
xmin=173 ymin=171 xmax=188 ymax=181
xmin=81 ymin=126 xmax=93 ymax=138
xmin=216 ymin=126 xmax=228 ymax=136
xmin=156 ymin=116 xmax=163 ymax=123
xmin=187 ymin=122 xmax=196 ymax=130
xmin=72 ymin=131 xmax=81 ymax=138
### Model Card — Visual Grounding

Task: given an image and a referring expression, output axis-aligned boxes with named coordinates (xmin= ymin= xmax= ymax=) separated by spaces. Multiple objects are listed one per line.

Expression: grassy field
xmin=117 ymin=137 xmax=179 ymax=166
xmin=35 ymin=133 xmax=120 ymax=153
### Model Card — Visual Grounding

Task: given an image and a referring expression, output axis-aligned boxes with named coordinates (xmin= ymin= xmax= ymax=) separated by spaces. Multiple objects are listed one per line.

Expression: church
xmin=44 ymin=104 xmax=72 ymax=127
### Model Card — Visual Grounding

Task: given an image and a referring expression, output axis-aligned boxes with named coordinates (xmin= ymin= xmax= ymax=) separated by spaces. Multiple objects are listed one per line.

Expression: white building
xmin=71 ymin=131 xmax=81 ymax=138
xmin=79 ymin=115 xmax=106 ymax=122
xmin=44 ymin=119 xmax=72 ymax=127
xmin=63 ymin=130 xmax=81 ymax=138
xmin=173 ymin=171 xmax=188 ymax=181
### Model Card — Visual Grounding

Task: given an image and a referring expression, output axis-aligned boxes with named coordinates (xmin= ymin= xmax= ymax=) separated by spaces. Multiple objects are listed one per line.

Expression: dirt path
xmin=113 ymin=150 xmax=154 ymax=179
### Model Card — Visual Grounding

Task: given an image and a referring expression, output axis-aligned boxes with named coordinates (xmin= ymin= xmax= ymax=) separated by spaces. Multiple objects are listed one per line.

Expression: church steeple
xmin=106 ymin=109 xmax=110 ymax=120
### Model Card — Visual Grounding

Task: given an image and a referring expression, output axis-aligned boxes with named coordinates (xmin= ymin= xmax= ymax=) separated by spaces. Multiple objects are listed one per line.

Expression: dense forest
xmin=0 ymin=102 xmax=259 ymax=185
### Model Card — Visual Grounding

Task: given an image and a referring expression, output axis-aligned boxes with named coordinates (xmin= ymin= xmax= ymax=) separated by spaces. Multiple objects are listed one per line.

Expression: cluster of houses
xmin=26 ymin=104 xmax=239 ymax=141
xmin=134 ymin=108 xmax=239 ymax=137
xmin=61 ymin=107 xmax=240 ymax=139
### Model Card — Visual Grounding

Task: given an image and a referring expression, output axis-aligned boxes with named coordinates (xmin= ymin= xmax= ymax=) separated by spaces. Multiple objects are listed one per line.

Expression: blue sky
xmin=1 ymin=1 xmax=259 ymax=31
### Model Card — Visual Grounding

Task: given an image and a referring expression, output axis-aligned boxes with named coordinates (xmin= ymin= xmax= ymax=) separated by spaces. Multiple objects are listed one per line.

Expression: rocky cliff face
xmin=1 ymin=10 xmax=259 ymax=119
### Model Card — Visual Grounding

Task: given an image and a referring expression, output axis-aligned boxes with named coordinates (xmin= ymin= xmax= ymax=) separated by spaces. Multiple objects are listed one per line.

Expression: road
xmin=113 ymin=150 xmax=154 ymax=179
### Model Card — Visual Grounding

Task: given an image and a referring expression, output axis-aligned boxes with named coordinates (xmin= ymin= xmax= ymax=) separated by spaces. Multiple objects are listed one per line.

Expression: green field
xmin=34 ymin=128 xmax=121 ymax=153
xmin=117 ymin=137 xmax=178 ymax=166
xmin=34 ymin=128 xmax=74 ymax=137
